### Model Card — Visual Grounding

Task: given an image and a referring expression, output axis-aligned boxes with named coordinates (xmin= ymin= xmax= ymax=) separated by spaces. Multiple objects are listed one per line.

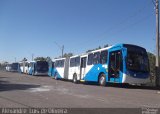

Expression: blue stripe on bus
xmin=82 ymin=64 xmax=107 ymax=82
xmin=50 ymin=68 xmax=62 ymax=79
xmin=48 ymin=67 xmax=53 ymax=76
xmin=82 ymin=64 xmax=124 ymax=83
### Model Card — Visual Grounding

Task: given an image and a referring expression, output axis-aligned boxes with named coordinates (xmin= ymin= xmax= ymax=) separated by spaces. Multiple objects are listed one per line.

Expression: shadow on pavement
xmin=34 ymin=75 xmax=49 ymax=77
xmin=106 ymin=83 xmax=160 ymax=90
xmin=0 ymin=80 xmax=40 ymax=92
xmin=83 ymin=82 xmax=160 ymax=90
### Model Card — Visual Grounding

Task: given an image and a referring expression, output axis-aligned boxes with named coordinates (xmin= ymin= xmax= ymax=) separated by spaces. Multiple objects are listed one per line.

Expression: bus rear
xmin=10 ymin=63 xmax=19 ymax=72
xmin=34 ymin=61 xmax=49 ymax=75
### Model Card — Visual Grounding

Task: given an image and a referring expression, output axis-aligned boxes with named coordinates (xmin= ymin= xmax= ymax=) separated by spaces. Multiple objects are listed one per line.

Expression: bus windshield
xmin=36 ymin=61 xmax=48 ymax=72
xmin=126 ymin=49 xmax=149 ymax=73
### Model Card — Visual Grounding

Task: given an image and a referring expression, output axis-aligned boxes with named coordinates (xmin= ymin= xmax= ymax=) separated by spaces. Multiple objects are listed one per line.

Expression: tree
xmin=22 ymin=58 xmax=27 ymax=62
xmin=55 ymin=53 xmax=74 ymax=59
xmin=86 ymin=44 xmax=109 ymax=53
xmin=86 ymin=46 xmax=101 ymax=53
xmin=147 ymin=52 xmax=156 ymax=82
xmin=63 ymin=53 xmax=73 ymax=58
xmin=34 ymin=57 xmax=47 ymax=61
xmin=104 ymin=44 xmax=109 ymax=48
xmin=46 ymin=56 xmax=52 ymax=63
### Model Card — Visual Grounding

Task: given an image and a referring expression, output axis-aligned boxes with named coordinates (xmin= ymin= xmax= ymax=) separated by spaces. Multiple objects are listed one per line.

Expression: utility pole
xmin=54 ymin=42 xmax=64 ymax=58
xmin=62 ymin=45 xmax=64 ymax=58
xmin=15 ymin=57 xmax=16 ymax=62
xmin=32 ymin=54 xmax=34 ymax=61
xmin=155 ymin=0 xmax=160 ymax=87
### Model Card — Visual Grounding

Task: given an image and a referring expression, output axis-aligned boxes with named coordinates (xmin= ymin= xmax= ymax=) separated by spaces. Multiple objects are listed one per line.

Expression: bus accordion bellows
xmin=48 ymin=43 xmax=150 ymax=86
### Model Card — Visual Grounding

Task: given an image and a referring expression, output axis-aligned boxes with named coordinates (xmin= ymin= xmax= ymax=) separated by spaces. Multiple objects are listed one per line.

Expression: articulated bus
xmin=28 ymin=61 xmax=49 ymax=76
xmin=49 ymin=44 xmax=150 ymax=86
xmin=19 ymin=61 xmax=29 ymax=74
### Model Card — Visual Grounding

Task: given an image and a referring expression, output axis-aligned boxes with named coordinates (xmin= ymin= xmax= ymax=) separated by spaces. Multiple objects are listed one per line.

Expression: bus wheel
xmin=99 ymin=74 xmax=106 ymax=86
xmin=73 ymin=74 xmax=78 ymax=84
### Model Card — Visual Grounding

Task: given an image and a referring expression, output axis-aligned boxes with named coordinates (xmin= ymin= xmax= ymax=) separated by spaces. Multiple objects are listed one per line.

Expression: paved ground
xmin=0 ymin=71 xmax=160 ymax=109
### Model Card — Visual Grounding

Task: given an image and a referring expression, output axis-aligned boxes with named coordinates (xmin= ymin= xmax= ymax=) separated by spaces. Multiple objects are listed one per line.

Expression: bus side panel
xmin=28 ymin=64 xmax=34 ymax=75
xmin=83 ymin=64 xmax=107 ymax=82
xmin=18 ymin=64 xmax=21 ymax=73
xmin=28 ymin=67 xmax=33 ymax=75
xmin=24 ymin=66 xmax=28 ymax=74
xmin=20 ymin=66 xmax=23 ymax=73
xmin=49 ymin=68 xmax=56 ymax=77
xmin=68 ymin=67 xmax=74 ymax=80
xmin=69 ymin=66 xmax=80 ymax=80
xmin=54 ymin=68 xmax=63 ymax=79
xmin=48 ymin=67 xmax=53 ymax=76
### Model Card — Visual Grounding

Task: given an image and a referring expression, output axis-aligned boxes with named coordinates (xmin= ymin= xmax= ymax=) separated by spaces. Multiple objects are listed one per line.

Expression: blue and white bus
xmin=49 ymin=44 xmax=150 ymax=86
xmin=28 ymin=61 xmax=49 ymax=76
xmin=70 ymin=44 xmax=150 ymax=86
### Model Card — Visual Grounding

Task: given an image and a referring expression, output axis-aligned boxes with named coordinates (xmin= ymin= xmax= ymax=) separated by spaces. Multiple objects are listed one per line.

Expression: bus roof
xmin=52 ymin=57 xmax=66 ymax=61
xmin=70 ymin=55 xmax=80 ymax=59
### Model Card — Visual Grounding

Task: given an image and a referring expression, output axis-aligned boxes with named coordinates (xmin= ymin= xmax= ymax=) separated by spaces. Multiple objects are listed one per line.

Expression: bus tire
xmin=73 ymin=74 xmax=78 ymax=84
xmin=99 ymin=73 xmax=106 ymax=86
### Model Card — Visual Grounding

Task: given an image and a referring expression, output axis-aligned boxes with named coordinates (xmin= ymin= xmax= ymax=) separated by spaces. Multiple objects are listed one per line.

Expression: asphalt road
xmin=0 ymin=71 xmax=160 ymax=113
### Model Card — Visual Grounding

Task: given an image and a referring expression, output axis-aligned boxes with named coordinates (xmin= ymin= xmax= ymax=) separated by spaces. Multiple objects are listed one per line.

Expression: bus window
xmin=75 ymin=57 xmax=80 ymax=66
xmin=81 ymin=57 xmax=87 ymax=68
xmin=87 ymin=53 xmax=94 ymax=65
xmin=70 ymin=58 xmax=75 ymax=67
xmin=127 ymin=51 xmax=149 ymax=72
xmin=100 ymin=50 xmax=108 ymax=64
xmin=55 ymin=61 xmax=59 ymax=67
xmin=93 ymin=52 xmax=100 ymax=64
xmin=61 ymin=60 xmax=64 ymax=67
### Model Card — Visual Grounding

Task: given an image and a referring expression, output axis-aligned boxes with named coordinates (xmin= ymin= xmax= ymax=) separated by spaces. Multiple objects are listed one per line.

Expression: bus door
xmin=80 ymin=57 xmax=87 ymax=80
xmin=108 ymin=50 xmax=123 ymax=83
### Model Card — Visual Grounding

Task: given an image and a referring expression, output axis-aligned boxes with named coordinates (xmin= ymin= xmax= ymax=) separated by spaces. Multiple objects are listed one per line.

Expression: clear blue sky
xmin=0 ymin=0 xmax=157 ymax=62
